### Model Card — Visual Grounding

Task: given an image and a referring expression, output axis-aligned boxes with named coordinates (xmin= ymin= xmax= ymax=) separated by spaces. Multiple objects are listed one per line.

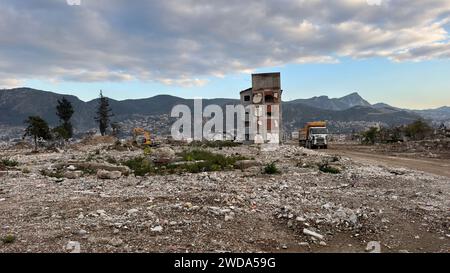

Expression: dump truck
xmin=299 ymin=121 xmax=329 ymax=149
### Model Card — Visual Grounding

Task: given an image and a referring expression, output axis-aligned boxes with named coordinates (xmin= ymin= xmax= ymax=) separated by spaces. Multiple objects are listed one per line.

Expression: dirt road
xmin=326 ymin=145 xmax=450 ymax=178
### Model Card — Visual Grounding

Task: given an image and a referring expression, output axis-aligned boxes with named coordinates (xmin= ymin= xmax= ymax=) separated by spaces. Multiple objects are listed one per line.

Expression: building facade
xmin=240 ymin=72 xmax=283 ymax=144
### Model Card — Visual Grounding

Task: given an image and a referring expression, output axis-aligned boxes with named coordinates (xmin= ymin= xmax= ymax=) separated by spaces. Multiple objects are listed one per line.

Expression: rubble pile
xmin=0 ymin=142 xmax=448 ymax=253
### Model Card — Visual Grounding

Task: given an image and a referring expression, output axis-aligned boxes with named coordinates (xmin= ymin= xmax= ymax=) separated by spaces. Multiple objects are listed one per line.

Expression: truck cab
xmin=308 ymin=127 xmax=329 ymax=149
xmin=299 ymin=122 xmax=329 ymax=149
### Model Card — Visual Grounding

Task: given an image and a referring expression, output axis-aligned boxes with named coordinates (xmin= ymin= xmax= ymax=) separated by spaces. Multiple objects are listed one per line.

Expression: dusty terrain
xmin=0 ymin=141 xmax=449 ymax=253
xmin=331 ymin=140 xmax=450 ymax=160
xmin=328 ymin=144 xmax=450 ymax=178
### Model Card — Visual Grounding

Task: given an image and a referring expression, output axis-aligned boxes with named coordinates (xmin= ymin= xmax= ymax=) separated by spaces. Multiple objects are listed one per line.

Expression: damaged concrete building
xmin=240 ymin=72 xmax=283 ymax=144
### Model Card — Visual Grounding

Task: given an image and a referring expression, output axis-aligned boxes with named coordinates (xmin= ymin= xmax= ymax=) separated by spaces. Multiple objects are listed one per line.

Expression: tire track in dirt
xmin=326 ymin=147 xmax=450 ymax=178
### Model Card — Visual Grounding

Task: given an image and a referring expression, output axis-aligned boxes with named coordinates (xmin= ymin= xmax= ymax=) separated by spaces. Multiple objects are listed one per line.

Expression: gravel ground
xmin=0 ymin=143 xmax=448 ymax=253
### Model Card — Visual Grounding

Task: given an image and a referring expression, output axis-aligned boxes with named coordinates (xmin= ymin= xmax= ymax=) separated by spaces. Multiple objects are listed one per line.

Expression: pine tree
xmin=55 ymin=97 xmax=74 ymax=140
xmin=24 ymin=116 xmax=52 ymax=150
xmin=95 ymin=91 xmax=113 ymax=136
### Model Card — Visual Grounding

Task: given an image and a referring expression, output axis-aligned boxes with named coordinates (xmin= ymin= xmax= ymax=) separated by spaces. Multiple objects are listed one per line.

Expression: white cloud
xmin=0 ymin=78 xmax=24 ymax=89
xmin=0 ymin=0 xmax=449 ymax=87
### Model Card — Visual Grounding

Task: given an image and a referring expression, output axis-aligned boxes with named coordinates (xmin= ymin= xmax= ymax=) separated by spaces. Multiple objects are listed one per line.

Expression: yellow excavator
xmin=132 ymin=128 xmax=152 ymax=146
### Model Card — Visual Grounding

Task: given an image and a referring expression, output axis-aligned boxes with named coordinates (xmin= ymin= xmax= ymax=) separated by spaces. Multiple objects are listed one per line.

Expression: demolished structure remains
xmin=240 ymin=73 xmax=283 ymax=144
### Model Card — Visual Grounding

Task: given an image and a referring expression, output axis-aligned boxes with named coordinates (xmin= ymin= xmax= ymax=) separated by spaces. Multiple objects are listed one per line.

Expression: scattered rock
xmin=55 ymin=162 xmax=130 ymax=176
xmin=303 ymin=229 xmax=324 ymax=240
xmin=77 ymin=229 xmax=87 ymax=236
xmin=151 ymin=226 xmax=163 ymax=233
xmin=127 ymin=209 xmax=139 ymax=215
xmin=97 ymin=170 xmax=122 ymax=180
xmin=234 ymin=160 xmax=261 ymax=170
xmin=65 ymin=241 xmax=81 ymax=253
xmin=153 ymin=147 xmax=176 ymax=164
xmin=224 ymin=213 xmax=234 ymax=222
xmin=64 ymin=171 xmax=83 ymax=179
xmin=109 ymin=238 xmax=123 ymax=247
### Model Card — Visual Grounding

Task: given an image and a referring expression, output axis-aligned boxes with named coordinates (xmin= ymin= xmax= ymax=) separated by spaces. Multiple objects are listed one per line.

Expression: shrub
xmin=40 ymin=169 xmax=65 ymax=179
xmin=319 ymin=163 xmax=341 ymax=174
xmin=189 ymin=140 xmax=241 ymax=148
xmin=124 ymin=149 xmax=247 ymax=176
xmin=1 ymin=235 xmax=16 ymax=244
xmin=179 ymin=149 xmax=246 ymax=173
xmin=1 ymin=158 xmax=19 ymax=168
xmin=143 ymin=146 xmax=152 ymax=156
xmin=264 ymin=162 xmax=280 ymax=175
xmin=362 ymin=127 xmax=379 ymax=145
xmin=404 ymin=120 xmax=432 ymax=141
xmin=123 ymin=157 xmax=154 ymax=176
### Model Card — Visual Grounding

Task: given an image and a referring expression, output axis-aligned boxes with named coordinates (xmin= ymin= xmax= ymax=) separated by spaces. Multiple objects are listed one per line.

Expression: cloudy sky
xmin=1 ymin=0 xmax=450 ymax=109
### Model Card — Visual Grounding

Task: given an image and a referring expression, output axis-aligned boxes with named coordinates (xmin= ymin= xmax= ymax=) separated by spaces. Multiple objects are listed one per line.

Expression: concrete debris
xmin=96 ymin=170 xmax=122 ymax=180
xmin=127 ymin=209 xmax=139 ymax=215
xmin=234 ymin=160 xmax=261 ymax=170
xmin=64 ymin=171 xmax=83 ymax=179
xmin=152 ymin=147 xmax=176 ymax=164
xmin=303 ymin=229 xmax=324 ymax=240
xmin=56 ymin=162 xmax=130 ymax=176
xmin=65 ymin=241 xmax=81 ymax=253
xmin=0 ymin=142 xmax=448 ymax=253
xmin=224 ymin=213 xmax=235 ymax=222
xmin=77 ymin=229 xmax=87 ymax=236
xmin=151 ymin=226 xmax=163 ymax=233
xmin=108 ymin=238 xmax=123 ymax=247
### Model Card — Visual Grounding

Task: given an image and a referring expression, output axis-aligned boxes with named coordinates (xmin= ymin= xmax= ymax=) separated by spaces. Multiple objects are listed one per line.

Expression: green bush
xmin=179 ymin=149 xmax=246 ymax=173
xmin=123 ymin=157 xmax=154 ymax=176
xmin=362 ymin=127 xmax=379 ymax=145
xmin=189 ymin=140 xmax=241 ymax=148
xmin=143 ymin=146 xmax=152 ymax=156
xmin=124 ymin=149 xmax=247 ymax=176
xmin=1 ymin=158 xmax=19 ymax=167
xmin=1 ymin=235 xmax=16 ymax=244
xmin=319 ymin=164 xmax=341 ymax=174
xmin=264 ymin=162 xmax=281 ymax=175
xmin=404 ymin=120 xmax=432 ymax=140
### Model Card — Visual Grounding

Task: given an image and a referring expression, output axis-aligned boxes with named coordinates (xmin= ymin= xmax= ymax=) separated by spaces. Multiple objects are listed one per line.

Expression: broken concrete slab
xmin=96 ymin=170 xmax=122 ymax=180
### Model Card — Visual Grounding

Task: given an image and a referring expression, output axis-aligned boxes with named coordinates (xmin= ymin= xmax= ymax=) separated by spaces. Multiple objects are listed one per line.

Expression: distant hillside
xmin=0 ymin=88 xmax=91 ymax=128
xmin=412 ymin=106 xmax=450 ymax=122
xmin=0 ymin=88 xmax=239 ymax=131
xmin=0 ymin=88 xmax=446 ymax=135
xmin=282 ymin=104 xmax=421 ymax=132
xmin=288 ymin=92 xmax=371 ymax=111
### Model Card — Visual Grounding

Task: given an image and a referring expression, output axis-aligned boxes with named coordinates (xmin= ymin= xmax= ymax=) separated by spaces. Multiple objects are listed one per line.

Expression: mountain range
xmin=0 ymin=88 xmax=448 ymax=135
